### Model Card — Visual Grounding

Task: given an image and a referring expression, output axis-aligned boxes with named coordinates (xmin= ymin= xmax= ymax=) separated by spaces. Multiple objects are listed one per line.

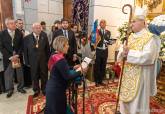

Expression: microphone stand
xmin=77 ymin=55 xmax=95 ymax=114
xmin=72 ymin=80 xmax=78 ymax=114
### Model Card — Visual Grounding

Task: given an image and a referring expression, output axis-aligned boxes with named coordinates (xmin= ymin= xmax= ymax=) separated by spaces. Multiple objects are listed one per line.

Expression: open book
xmin=76 ymin=57 xmax=92 ymax=72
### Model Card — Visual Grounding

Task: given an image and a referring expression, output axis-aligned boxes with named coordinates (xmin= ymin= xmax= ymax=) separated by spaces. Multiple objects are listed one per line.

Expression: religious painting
xmin=72 ymin=0 xmax=89 ymax=31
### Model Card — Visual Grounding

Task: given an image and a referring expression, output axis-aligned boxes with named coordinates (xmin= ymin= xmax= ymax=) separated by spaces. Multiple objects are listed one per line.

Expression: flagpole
xmin=114 ymin=4 xmax=133 ymax=114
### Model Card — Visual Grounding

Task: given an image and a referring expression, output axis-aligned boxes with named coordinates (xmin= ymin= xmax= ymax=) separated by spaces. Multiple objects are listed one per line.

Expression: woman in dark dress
xmin=45 ymin=36 xmax=84 ymax=114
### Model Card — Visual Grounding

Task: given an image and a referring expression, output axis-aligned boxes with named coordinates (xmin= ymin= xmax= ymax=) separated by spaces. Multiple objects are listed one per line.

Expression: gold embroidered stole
xmin=120 ymin=31 xmax=153 ymax=102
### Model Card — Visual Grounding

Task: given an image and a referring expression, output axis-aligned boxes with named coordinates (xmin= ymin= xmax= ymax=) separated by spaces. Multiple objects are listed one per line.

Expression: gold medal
xmin=36 ymin=44 xmax=38 ymax=48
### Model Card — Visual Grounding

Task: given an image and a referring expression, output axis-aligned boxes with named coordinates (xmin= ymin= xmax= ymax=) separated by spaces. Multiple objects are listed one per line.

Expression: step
xmin=157 ymin=85 xmax=165 ymax=90
xmin=155 ymin=96 xmax=165 ymax=104
xmin=159 ymin=76 xmax=165 ymax=80
xmin=157 ymin=80 xmax=165 ymax=85
xmin=158 ymin=73 xmax=165 ymax=77
xmin=156 ymin=95 xmax=165 ymax=101
xmin=157 ymin=90 xmax=165 ymax=95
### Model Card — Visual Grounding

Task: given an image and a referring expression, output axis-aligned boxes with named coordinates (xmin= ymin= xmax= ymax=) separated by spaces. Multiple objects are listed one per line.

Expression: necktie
xmin=102 ymin=29 xmax=104 ymax=36
xmin=11 ymin=31 xmax=15 ymax=46
xmin=36 ymin=35 xmax=39 ymax=41
xmin=64 ymin=30 xmax=67 ymax=38
xmin=102 ymin=29 xmax=105 ymax=49
xmin=36 ymin=36 xmax=39 ymax=48
xmin=11 ymin=31 xmax=15 ymax=39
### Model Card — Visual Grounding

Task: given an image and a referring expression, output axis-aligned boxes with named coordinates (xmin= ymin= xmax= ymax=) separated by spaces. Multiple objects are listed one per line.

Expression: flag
xmin=90 ymin=19 xmax=101 ymax=49
xmin=91 ymin=19 xmax=98 ymax=44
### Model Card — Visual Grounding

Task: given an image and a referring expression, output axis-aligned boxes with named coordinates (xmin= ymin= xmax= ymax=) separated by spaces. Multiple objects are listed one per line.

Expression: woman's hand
xmin=73 ymin=64 xmax=88 ymax=74
xmin=73 ymin=64 xmax=81 ymax=70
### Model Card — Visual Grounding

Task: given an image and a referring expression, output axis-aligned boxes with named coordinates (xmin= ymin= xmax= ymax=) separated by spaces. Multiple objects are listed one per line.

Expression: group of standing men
xmin=0 ymin=18 xmax=50 ymax=98
xmin=0 ymin=18 xmax=81 ymax=98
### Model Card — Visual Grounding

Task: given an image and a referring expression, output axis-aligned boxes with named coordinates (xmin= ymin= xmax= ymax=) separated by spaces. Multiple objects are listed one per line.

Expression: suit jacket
xmin=0 ymin=29 xmax=23 ymax=69
xmin=0 ymin=51 xmax=4 ymax=72
xmin=24 ymin=31 xmax=50 ymax=78
xmin=52 ymin=29 xmax=77 ymax=61
xmin=97 ymin=29 xmax=111 ymax=48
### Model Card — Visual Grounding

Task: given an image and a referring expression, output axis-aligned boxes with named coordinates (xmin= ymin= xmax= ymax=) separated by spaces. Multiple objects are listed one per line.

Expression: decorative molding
xmin=135 ymin=0 xmax=163 ymax=11
xmin=163 ymin=0 xmax=165 ymax=12
xmin=146 ymin=0 xmax=162 ymax=11
xmin=136 ymin=0 xmax=165 ymax=20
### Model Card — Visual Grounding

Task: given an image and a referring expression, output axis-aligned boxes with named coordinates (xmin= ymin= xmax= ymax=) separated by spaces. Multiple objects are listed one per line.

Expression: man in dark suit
xmin=16 ymin=19 xmax=30 ymax=37
xmin=0 ymin=18 xmax=26 ymax=98
xmin=51 ymin=18 xmax=77 ymax=66
xmin=0 ymin=51 xmax=5 ymax=94
xmin=24 ymin=23 xmax=50 ymax=97
xmin=94 ymin=19 xmax=111 ymax=87
xmin=16 ymin=19 xmax=31 ymax=88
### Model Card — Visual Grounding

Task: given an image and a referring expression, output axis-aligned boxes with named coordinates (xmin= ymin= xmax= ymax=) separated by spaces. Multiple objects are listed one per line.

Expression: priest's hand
xmin=121 ymin=46 xmax=129 ymax=57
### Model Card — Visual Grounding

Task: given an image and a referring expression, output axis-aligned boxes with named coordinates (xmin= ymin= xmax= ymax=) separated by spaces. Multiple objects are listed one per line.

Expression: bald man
xmin=24 ymin=22 xmax=50 ymax=97
xmin=94 ymin=19 xmax=111 ymax=87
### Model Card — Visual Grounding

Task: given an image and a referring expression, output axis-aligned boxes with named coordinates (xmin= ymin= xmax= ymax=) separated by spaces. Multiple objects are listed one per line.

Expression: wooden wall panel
xmin=0 ymin=0 xmax=13 ymax=30
xmin=0 ymin=0 xmax=2 ymax=30
xmin=63 ymin=0 xmax=72 ymax=21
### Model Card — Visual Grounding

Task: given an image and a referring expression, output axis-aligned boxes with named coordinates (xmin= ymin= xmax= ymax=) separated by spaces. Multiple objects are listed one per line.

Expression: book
xmin=76 ymin=57 xmax=92 ymax=72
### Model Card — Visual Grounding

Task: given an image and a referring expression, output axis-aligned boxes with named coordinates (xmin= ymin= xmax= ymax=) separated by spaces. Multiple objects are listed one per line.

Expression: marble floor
xmin=0 ymin=87 xmax=33 ymax=114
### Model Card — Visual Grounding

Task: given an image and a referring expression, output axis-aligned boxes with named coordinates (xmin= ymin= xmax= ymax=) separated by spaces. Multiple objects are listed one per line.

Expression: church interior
xmin=0 ymin=0 xmax=165 ymax=114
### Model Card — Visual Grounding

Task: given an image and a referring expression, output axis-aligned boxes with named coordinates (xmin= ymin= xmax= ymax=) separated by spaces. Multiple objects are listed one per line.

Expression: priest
xmin=117 ymin=7 xmax=161 ymax=114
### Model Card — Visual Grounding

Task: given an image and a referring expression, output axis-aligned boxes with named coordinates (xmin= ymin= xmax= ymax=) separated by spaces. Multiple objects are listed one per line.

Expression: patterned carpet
xmin=76 ymin=82 xmax=117 ymax=114
xmin=26 ymin=81 xmax=165 ymax=114
xmin=76 ymin=82 xmax=165 ymax=114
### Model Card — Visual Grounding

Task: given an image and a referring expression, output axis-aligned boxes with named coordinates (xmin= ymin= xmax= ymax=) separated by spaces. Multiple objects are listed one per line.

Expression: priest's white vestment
xmin=117 ymin=29 xmax=161 ymax=114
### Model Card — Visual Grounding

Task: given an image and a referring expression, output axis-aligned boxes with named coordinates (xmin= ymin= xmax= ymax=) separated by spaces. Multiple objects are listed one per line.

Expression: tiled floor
xmin=0 ymin=88 xmax=33 ymax=114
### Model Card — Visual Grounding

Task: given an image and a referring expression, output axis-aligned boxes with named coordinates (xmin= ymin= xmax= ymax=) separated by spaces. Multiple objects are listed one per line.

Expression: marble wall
xmin=12 ymin=0 xmax=63 ymax=32
xmin=88 ymin=0 xmax=135 ymax=62
xmin=88 ymin=0 xmax=135 ymax=38
xmin=12 ymin=0 xmax=135 ymax=61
